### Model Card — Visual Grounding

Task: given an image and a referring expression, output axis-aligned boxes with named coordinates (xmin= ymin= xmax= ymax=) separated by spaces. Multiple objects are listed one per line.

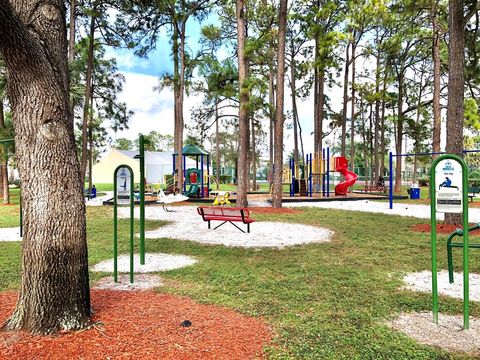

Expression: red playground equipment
xmin=334 ymin=156 xmax=358 ymax=196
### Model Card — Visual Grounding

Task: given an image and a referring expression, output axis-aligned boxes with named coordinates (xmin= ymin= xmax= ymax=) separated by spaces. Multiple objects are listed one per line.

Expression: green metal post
xmin=113 ymin=165 xmax=135 ymax=283
xmin=430 ymin=154 xmax=469 ymax=329
xmin=139 ymin=135 xmax=145 ymax=265
xmin=429 ymin=162 xmax=438 ymax=325
xmin=129 ymin=169 xmax=134 ymax=284
xmin=113 ymin=169 xmax=118 ymax=283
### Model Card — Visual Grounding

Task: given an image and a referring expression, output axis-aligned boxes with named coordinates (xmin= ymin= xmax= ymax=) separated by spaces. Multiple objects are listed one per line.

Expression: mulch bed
xmin=0 ymin=290 xmax=272 ymax=359
xmin=411 ymin=223 xmax=480 ymax=235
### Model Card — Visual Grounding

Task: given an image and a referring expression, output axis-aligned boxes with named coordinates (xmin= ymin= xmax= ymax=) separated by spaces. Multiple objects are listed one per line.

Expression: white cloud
xmin=112 ymin=72 xmax=204 ymax=142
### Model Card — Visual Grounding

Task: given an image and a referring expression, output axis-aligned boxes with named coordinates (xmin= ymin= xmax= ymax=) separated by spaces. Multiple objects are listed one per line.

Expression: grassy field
xmin=1 ymin=199 xmax=479 ymax=358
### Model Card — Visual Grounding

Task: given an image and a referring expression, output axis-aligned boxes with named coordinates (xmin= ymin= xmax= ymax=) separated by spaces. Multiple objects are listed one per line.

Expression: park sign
xmin=116 ymin=166 xmax=132 ymax=205
xmin=430 ymin=154 xmax=470 ymax=329
xmin=435 ymin=159 xmax=463 ymax=213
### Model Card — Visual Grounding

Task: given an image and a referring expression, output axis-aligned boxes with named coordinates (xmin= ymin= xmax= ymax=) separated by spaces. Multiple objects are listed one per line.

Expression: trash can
xmin=410 ymin=188 xmax=420 ymax=199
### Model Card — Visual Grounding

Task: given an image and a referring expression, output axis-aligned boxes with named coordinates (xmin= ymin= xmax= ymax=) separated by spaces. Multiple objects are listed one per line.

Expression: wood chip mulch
xmin=0 ymin=290 xmax=272 ymax=359
xmin=411 ymin=223 xmax=480 ymax=235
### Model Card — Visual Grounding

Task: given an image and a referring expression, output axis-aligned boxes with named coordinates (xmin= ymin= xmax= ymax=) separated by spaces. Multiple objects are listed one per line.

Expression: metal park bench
xmin=197 ymin=206 xmax=254 ymax=233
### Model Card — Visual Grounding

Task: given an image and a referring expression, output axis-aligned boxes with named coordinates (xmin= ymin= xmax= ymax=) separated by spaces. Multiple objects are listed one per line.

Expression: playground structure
xmin=172 ymin=145 xmax=210 ymax=198
xmin=285 ymin=148 xmax=358 ymax=198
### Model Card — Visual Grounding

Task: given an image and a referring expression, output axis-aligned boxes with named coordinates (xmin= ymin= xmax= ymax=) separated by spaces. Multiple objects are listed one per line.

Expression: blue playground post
xmin=389 ymin=152 xmax=393 ymax=209
xmin=309 ymin=153 xmax=313 ymax=197
xmin=290 ymin=158 xmax=294 ymax=197
xmin=326 ymin=147 xmax=330 ymax=197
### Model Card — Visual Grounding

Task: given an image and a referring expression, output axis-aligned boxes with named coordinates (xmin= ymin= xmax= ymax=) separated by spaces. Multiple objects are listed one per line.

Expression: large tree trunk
xmin=0 ymin=0 xmax=90 ymax=334
xmin=79 ymin=14 xmax=95 ymax=186
xmin=172 ymin=20 xmax=184 ymax=192
xmin=445 ymin=0 xmax=465 ymax=225
xmin=341 ymin=41 xmax=350 ymax=157
xmin=432 ymin=2 xmax=442 ymax=155
xmin=379 ymin=65 xmax=388 ymax=177
xmin=236 ymin=0 xmax=249 ymax=207
xmin=272 ymin=0 xmax=288 ymax=208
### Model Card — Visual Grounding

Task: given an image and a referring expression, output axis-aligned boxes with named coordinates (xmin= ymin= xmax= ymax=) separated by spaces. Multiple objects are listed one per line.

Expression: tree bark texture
xmin=445 ymin=0 xmax=465 ymax=224
xmin=68 ymin=0 xmax=76 ymax=62
xmin=251 ymin=117 xmax=256 ymax=191
xmin=236 ymin=0 xmax=249 ymax=207
xmin=272 ymin=0 xmax=288 ymax=208
xmin=374 ymin=30 xmax=380 ymax=180
xmin=0 ymin=0 xmax=90 ymax=334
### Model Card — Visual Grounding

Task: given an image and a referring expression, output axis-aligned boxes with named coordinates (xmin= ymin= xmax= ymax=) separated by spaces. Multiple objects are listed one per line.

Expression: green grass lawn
xmin=1 ymin=201 xmax=478 ymax=358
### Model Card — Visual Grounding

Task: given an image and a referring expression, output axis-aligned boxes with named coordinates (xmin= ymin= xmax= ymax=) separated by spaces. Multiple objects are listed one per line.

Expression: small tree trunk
xmin=251 ymin=117 xmax=256 ymax=191
xmin=350 ymin=36 xmax=357 ymax=172
xmin=0 ymin=99 xmax=10 ymax=204
xmin=290 ymin=47 xmax=299 ymax=166
xmin=79 ymin=15 xmax=95 ymax=186
xmin=373 ymin=29 xmax=380 ymax=180
xmin=432 ymin=2 xmax=442 ymax=156
xmin=215 ymin=103 xmax=220 ymax=190
xmin=272 ymin=0 xmax=288 ymax=208
xmin=268 ymin=66 xmax=275 ymax=189
xmin=236 ymin=0 xmax=249 ymax=207
xmin=394 ymin=71 xmax=405 ymax=193
xmin=379 ymin=66 xmax=388 ymax=176
xmin=341 ymin=41 xmax=350 ymax=157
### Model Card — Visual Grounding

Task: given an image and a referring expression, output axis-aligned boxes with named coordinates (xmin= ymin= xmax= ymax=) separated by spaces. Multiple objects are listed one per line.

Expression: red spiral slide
xmin=334 ymin=156 xmax=358 ymax=196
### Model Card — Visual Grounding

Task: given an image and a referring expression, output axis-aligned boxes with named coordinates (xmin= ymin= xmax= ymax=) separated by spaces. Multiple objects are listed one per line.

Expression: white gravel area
xmin=403 ymin=270 xmax=480 ymax=302
xmin=388 ymin=312 xmax=480 ymax=353
xmin=118 ymin=206 xmax=333 ymax=248
xmin=91 ymin=252 xmax=197 ymax=273
xmin=93 ymin=274 xmax=163 ymax=291
xmin=0 ymin=227 xmax=22 ymax=242
xmin=284 ymin=200 xmax=480 ymax=222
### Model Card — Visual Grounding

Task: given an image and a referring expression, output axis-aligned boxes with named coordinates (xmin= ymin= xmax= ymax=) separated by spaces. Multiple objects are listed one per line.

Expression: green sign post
xmin=113 ymin=165 xmax=135 ymax=283
xmin=430 ymin=154 xmax=469 ymax=329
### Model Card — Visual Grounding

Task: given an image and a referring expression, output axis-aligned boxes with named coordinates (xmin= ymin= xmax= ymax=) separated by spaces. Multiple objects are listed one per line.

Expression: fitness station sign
xmin=435 ymin=159 xmax=463 ymax=213
xmin=116 ymin=166 xmax=132 ymax=205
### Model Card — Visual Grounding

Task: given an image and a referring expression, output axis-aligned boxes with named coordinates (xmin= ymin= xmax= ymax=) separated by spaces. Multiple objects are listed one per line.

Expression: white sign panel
xmin=116 ymin=166 xmax=131 ymax=205
xmin=435 ymin=159 xmax=463 ymax=213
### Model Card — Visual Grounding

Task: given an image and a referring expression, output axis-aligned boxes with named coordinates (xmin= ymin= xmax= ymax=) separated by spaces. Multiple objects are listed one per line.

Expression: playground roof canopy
xmin=174 ymin=145 xmax=209 ymax=156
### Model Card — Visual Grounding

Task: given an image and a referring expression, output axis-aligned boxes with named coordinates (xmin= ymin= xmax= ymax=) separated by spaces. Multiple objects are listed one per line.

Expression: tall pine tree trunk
xmin=374 ymin=29 xmax=380 ymax=180
xmin=268 ymin=67 xmax=275 ymax=189
xmin=79 ymin=14 xmax=95 ymax=186
xmin=0 ymin=99 xmax=9 ymax=204
xmin=236 ymin=0 xmax=249 ymax=207
xmin=215 ymin=103 xmax=220 ymax=190
xmin=394 ymin=70 xmax=405 ymax=193
xmin=272 ymin=0 xmax=288 ymax=208
xmin=350 ymin=37 xmax=357 ymax=172
xmin=341 ymin=41 xmax=350 ymax=157
xmin=290 ymin=46 xmax=299 ymax=166
xmin=0 ymin=0 xmax=90 ymax=334
xmin=445 ymin=0 xmax=465 ymax=225
xmin=432 ymin=1 xmax=442 ymax=155
xmin=251 ymin=117 xmax=256 ymax=191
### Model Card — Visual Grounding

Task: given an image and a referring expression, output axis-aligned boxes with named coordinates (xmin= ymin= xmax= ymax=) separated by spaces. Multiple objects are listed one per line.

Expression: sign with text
xmin=435 ymin=159 xmax=462 ymax=213
xmin=116 ymin=166 xmax=132 ymax=205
